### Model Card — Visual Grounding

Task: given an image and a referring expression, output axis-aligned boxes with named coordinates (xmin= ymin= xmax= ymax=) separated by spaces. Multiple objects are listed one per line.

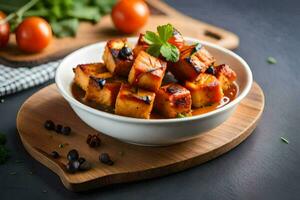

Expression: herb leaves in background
xmin=0 ymin=133 xmax=9 ymax=164
xmin=144 ymin=24 xmax=180 ymax=62
xmin=0 ymin=0 xmax=117 ymax=38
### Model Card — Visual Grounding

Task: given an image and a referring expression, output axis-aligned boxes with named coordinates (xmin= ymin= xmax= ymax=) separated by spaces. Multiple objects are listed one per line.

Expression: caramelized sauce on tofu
xmin=71 ymin=82 xmax=238 ymax=119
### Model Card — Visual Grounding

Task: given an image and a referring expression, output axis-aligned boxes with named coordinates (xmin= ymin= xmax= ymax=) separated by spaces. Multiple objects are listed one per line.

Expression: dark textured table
xmin=1 ymin=0 xmax=299 ymax=199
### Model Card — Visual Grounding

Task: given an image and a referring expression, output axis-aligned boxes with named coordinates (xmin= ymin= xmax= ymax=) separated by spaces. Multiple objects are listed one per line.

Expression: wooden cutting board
xmin=16 ymin=82 xmax=264 ymax=191
xmin=1 ymin=0 xmax=239 ymax=67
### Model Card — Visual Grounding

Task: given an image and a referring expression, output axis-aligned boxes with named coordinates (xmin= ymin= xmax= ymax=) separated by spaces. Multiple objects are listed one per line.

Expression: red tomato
xmin=16 ymin=17 xmax=52 ymax=53
xmin=111 ymin=0 xmax=150 ymax=34
xmin=0 ymin=11 xmax=10 ymax=48
xmin=168 ymin=28 xmax=184 ymax=50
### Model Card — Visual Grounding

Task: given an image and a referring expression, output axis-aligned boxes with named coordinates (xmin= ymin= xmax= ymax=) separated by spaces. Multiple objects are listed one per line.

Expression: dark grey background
xmin=0 ymin=0 xmax=299 ymax=199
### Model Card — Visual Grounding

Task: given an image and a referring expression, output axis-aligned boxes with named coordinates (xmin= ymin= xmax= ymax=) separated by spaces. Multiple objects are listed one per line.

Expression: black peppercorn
xmin=61 ymin=126 xmax=71 ymax=135
xmin=50 ymin=151 xmax=60 ymax=159
xmin=118 ymin=46 xmax=132 ymax=59
xmin=66 ymin=160 xmax=80 ymax=173
xmin=100 ymin=153 xmax=114 ymax=165
xmin=205 ymin=66 xmax=215 ymax=75
xmin=67 ymin=149 xmax=79 ymax=161
xmin=86 ymin=134 xmax=101 ymax=148
xmin=79 ymin=160 xmax=91 ymax=171
xmin=78 ymin=157 xmax=86 ymax=164
xmin=55 ymin=124 xmax=63 ymax=134
xmin=44 ymin=120 xmax=55 ymax=131
xmin=97 ymin=78 xmax=106 ymax=89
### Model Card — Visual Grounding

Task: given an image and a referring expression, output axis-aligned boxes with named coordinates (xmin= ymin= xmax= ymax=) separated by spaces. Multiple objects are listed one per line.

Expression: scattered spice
xmin=79 ymin=160 xmax=91 ymax=171
xmin=280 ymin=137 xmax=289 ymax=144
xmin=100 ymin=153 xmax=114 ymax=165
xmin=61 ymin=126 xmax=71 ymax=135
xmin=55 ymin=124 xmax=63 ymax=134
xmin=267 ymin=57 xmax=277 ymax=64
xmin=44 ymin=120 xmax=55 ymax=131
xmin=66 ymin=160 xmax=80 ymax=174
xmin=50 ymin=151 xmax=60 ymax=159
xmin=86 ymin=134 xmax=101 ymax=148
xmin=67 ymin=149 xmax=79 ymax=161
xmin=119 ymin=151 xmax=124 ymax=156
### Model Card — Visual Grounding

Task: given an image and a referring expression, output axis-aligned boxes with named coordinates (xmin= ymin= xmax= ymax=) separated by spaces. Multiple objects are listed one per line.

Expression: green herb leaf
xmin=50 ymin=18 xmax=79 ymax=38
xmin=147 ymin=44 xmax=162 ymax=57
xmin=176 ymin=113 xmax=188 ymax=118
xmin=267 ymin=57 xmax=277 ymax=64
xmin=0 ymin=145 xmax=10 ymax=164
xmin=160 ymin=43 xmax=179 ymax=62
xmin=0 ymin=133 xmax=6 ymax=145
xmin=144 ymin=24 xmax=180 ymax=62
xmin=144 ymin=31 xmax=162 ymax=45
xmin=157 ymin=23 xmax=173 ymax=42
xmin=280 ymin=137 xmax=289 ymax=144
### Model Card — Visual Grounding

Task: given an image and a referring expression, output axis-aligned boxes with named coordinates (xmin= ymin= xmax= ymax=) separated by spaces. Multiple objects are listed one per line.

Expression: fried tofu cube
xmin=115 ymin=84 xmax=155 ymax=119
xmin=73 ymin=63 xmax=108 ymax=91
xmin=214 ymin=64 xmax=237 ymax=90
xmin=154 ymin=83 xmax=192 ymax=118
xmin=185 ymin=73 xmax=223 ymax=107
xmin=169 ymin=44 xmax=216 ymax=81
xmin=84 ymin=76 xmax=123 ymax=108
xmin=128 ymin=51 xmax=167 ymax=92
xmin=102 ymin=39 xmax=134 ymax=77
xmin=133 ymin=34 xmax=149 ymax=57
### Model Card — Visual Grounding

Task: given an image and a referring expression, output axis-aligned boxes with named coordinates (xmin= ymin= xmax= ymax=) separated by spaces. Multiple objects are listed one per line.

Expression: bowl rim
xmin=55 ymin=37 xmax=253 ymax=124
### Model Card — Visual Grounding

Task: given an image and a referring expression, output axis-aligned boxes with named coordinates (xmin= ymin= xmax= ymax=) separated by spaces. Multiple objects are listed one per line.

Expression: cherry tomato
xmin=0 ymin=11 xmax=10 ymax=48
xmin=111 ymin=0 xmax=149 ymax=34
xmin=16 ymin=17 xmax=52 ymax=53
xmin=168 ymin=28 xmax=184 ymax=50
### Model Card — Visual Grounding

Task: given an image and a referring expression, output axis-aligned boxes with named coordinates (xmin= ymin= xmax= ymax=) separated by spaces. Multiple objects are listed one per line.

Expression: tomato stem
xmin=0 ymin=0 xmax=38 ymax=25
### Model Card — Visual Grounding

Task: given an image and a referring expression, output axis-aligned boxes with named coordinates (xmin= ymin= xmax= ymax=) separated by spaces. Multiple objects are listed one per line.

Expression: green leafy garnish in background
xmin=0 ymin=145 xmax=10 ymax=164
xmin=0 ymin=133 xmax=6 ymax=145
xmin=144 ymin=24 xmax=180 ymax=62
xmin=0 ymin=0 xmax=117 ymax=38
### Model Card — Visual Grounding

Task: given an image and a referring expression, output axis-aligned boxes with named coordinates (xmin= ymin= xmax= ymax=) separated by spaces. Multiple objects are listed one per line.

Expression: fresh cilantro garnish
xmin=0 ymin=145 xmax=10 ymax=164
xmin=144 ymin=24 xmax=180 ymax=62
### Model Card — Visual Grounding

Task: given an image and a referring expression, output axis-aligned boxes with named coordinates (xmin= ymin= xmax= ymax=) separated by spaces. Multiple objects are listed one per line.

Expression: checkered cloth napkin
xmin=0 ymin=60 xmax=60 ymax=97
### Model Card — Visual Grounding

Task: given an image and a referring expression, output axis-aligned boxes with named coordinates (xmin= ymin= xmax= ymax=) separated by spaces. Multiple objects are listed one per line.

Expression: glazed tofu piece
xmin=155 ymin=83 xmax=192 ymax=118
xmin=102 ymin=39 xmax=134 ymax=77
xmin=185 ymin=73 xmax=223 ymax=108
xmin=214 ymin=64 xmax=237 ymax=90
xmin=115 ymin=84 xmax=155 ymax=119
xmin=132 ymin=34 xmax=149 ymax=57
xmin=73 ymin=63 xmax=108 ymax=91
xmin=128 ymin=51 xmax=167 ymax=92
xmin=169 ymin=44 xmax=216 ymax=81
xmin=84 ymin=76 xmax=123 ymax=108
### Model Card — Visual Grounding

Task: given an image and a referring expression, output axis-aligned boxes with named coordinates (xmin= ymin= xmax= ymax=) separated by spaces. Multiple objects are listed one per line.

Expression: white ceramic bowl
xmin=55 ymin=37 xmax=252 ymax=146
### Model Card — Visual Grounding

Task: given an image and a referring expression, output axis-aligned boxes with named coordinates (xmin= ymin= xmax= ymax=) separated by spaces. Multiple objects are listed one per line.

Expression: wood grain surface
xmin=16 ymin=82 xmax=264 ymax=192
xmin=1 ymin=0 xmax=239 ymax=67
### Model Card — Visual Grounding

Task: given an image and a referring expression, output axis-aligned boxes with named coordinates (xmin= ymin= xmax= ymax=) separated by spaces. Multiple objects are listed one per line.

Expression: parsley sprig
xmin=144 ymin=24 xmax=180 ymax=62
